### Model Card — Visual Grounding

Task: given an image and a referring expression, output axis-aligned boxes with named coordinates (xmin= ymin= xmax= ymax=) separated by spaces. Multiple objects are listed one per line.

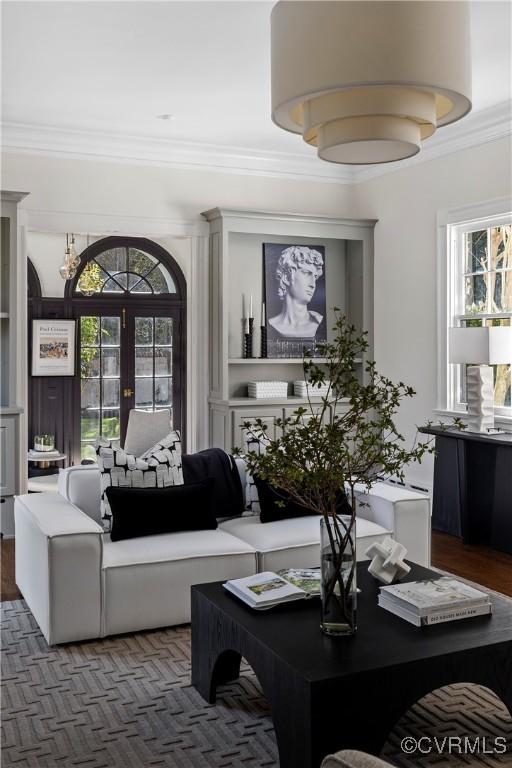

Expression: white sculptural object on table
xmin=364 ymin=536 xmax=411 ymax=584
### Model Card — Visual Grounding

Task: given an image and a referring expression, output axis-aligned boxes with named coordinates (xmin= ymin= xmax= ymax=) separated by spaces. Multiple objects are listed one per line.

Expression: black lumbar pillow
xmin=105 ymin=478 xmax=217 ymax=542
xmin=254 ymin=475 xmax=351 ymax=523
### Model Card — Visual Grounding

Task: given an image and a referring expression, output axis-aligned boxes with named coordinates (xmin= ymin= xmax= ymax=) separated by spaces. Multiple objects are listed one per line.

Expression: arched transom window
xmin=75 ymin=245 xmax=177 ymax=296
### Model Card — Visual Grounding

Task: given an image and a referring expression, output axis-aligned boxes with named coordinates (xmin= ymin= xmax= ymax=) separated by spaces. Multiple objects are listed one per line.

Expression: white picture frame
xmin=32 ymin=319 xmax=76 ymax=376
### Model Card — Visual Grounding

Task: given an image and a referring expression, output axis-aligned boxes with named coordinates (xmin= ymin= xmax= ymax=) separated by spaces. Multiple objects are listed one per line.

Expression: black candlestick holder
xmin=260 ymin=326 xmax=267 ymax=358
xmin=244 ymin=332 xmax=251 ymax=359
xmin=248 ymin=318 xmax=254 ymax=358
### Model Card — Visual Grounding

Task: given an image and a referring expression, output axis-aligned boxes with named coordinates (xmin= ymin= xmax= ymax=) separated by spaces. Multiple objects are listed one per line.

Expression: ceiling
xmin=1 ymin=1 xmax=511 ymax=175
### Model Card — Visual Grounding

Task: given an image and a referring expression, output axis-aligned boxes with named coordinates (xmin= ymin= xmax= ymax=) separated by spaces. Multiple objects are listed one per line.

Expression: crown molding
xmin=23 ymin=208 xmax=209 ymax=238
xmin=1 ymin=101 xmax=510 ymax=187
xmin=0 ymin=121 xmax=355 ymax=185
xmin=353 ymin=100 xmax=512 ymax=184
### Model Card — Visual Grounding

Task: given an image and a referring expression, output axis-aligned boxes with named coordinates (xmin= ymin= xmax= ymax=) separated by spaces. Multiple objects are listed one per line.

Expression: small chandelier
xmin=271 ymin=1 xmax=472 ymax=165
xmin=59 ymin=233 xmax=81 ymax=280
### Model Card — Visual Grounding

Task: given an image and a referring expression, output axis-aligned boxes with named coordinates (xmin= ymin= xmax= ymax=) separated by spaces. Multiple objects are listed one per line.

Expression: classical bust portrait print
xmin=263 ymin=243 xmax=327 ymax=349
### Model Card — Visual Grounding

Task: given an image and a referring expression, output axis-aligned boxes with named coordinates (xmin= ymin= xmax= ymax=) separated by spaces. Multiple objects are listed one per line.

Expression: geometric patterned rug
xmin=1 ymin=600 xmax=511 ymax=768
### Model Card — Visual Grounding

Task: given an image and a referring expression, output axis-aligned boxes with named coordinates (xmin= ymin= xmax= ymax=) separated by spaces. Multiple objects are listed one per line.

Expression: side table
xmin=27 ymin=453 xmax=67 ymax=493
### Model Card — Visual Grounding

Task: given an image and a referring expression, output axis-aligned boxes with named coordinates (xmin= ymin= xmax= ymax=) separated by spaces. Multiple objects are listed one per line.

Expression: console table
xmin=419 ymin=426 xmax=512 ymax=553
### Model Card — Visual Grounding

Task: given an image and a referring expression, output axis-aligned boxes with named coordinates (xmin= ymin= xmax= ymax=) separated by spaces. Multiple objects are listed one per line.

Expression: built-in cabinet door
xmin=0 ymin=417 xmax=16 ymax=496
xmin=231 ymin=408 xmax=283 ymax=450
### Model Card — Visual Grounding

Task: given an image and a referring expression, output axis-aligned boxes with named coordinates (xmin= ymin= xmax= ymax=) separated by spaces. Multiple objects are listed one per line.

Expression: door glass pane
xmin=155 ymin=377 xmax=172 ymax=406
xmin=135 ymin=378 xmax=153 ymax=408
xmin=81 ymin=347 xmax=100 ymax=378
xmin=135 ymin=347 xmax=153 ymax=377
xmin=103 ymin=379 xmax=120 ymax=408
xmin=80 ymin=315 xmax=121 ymax=455
xmin=134 ymin=317 xmax=173 ymax=413
xmin=81 ymin=378 xmax=100 ymax=408
xmin=81 ymin=316 xmax=100 ymax=346
xmin=135 ymin=317 xmax=153 ymax=345
xmin=102 ymin=409 xmax=120 ymax=440
xmin=102 ymin=348 xmax=119 ymax=378
xmin=102 ymin=317 xmax=120 ymax=346
xmin=155 ymin=348 xmax=172 ymax=375
xmin=81 ymin=410 xmax=99 ymax=446
xmin=155 ymin=317 xmax=173 ymax=345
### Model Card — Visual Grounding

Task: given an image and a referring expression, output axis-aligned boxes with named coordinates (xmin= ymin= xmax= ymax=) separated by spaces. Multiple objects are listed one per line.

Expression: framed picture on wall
xmin=263 ymin=243 xmax=327 ymax=358
xmin=32 ymin=319 xmax=76 ymax=376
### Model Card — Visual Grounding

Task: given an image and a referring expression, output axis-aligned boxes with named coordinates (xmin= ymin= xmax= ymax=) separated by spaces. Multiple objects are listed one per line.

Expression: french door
xmin=78 ymin=304 xmax=183 ymax=460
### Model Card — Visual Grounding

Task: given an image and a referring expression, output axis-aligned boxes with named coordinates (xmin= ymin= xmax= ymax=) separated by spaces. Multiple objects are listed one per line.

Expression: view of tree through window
xmin=76 ymin=247 xmax=176 ymax=296
xmin=459 ymin=224 xmax=511 ymax=408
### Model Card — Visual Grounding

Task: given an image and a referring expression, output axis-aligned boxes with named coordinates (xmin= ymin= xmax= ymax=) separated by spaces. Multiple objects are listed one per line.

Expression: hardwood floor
xmin=1 ymin=539 xmax=21 ymax=601
xmin=431 ymin=531 xmax=512 ymax=597
xmin=2 ymin=532 xmax=512 ymax=604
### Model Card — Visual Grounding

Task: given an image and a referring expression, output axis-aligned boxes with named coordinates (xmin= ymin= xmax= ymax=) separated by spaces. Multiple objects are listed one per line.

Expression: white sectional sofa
xmin=14 ymin=460 xmax=431 ymax=644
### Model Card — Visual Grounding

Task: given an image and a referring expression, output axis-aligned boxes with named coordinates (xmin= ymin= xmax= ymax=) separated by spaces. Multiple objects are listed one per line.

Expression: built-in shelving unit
xmin=201 ymin=208 xmax=376 ymax=451
xmin=1 ymin=190 xmax=29 ymax=536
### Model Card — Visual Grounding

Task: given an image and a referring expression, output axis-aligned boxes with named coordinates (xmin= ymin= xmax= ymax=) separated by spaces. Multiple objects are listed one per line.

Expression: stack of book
xmin=378 ymin=577 xmax=492 ymax=626
xmin=28 ymin=449 xmax=61 ymax=459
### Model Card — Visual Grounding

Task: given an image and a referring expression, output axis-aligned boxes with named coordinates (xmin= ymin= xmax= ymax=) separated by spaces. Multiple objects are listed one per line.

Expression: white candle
xmin=261 ymin=302 xmax=266 ymax=325
xmin=249 ymin=294 xmax=253 ymax=318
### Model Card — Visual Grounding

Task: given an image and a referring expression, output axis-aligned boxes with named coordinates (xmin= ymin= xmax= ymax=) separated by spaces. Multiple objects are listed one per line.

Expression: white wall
xmin=4 ymin=138 xmax=510 ymax=483
xmin=351 ymin=136 xmax=512 ymax=489
xmin=3 ymin=152 xmax=355 ymax=453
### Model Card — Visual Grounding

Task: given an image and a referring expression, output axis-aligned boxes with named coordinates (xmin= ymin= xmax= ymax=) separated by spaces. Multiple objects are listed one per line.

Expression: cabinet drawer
xmin=1 ymin=496 xmax=15 ymax=537
xmin=0 ymin=417 xmax=16 ymax=496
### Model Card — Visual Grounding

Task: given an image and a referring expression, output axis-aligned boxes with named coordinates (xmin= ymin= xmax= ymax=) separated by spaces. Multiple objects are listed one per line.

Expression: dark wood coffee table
xmin=191 ymin=562 xmax=512 ymax=768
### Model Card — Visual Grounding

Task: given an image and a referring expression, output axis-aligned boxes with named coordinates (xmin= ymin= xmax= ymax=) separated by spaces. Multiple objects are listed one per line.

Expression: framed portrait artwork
xmin=263 ymin=243 xmax=327 ymax=358
xmin=32 ymin=319 xmax=76 ymax=376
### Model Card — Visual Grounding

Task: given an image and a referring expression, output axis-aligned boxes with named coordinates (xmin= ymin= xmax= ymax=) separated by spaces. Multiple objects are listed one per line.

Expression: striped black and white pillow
xmin=96 ymin=430 xmax=183 ymax=533
xmin=242 ymin=429 xmax=270 ymax=517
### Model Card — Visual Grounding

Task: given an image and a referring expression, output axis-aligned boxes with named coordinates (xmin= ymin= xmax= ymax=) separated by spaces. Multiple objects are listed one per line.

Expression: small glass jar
xmin=34 ymin=434 xmax=55 ymax=452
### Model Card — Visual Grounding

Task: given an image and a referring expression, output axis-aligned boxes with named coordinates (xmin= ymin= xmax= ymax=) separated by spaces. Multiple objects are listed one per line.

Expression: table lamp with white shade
xmin=449 ymin=326 xmax=512 ymax=433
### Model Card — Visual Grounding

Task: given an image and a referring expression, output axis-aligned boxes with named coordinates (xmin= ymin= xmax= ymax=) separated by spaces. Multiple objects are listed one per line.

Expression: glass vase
xmin=320 ymin=515 xmax=357 ymax=636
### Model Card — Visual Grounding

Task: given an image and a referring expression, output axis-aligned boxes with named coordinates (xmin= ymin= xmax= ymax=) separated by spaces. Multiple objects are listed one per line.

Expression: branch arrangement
xmin=235 ymin=311 xmax=437 ymax=630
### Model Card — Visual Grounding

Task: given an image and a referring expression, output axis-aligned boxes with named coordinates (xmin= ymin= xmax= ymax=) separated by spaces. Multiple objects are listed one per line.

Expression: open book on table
xmin=223 ymin=569 xmax=321 ymax=610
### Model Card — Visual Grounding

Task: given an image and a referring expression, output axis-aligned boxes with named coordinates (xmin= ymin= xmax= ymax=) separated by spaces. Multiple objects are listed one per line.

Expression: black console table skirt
xmin=419 ymin=427 xmax=512 ymax=553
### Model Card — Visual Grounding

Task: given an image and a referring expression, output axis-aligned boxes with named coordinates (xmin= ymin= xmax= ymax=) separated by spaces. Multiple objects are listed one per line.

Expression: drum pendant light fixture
xmin=271 ymin=1 xmax=472 ymax=165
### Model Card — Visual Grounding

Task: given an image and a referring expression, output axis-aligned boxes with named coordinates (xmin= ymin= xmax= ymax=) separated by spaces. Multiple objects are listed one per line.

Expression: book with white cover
xmin=378 ymin=594 xmax=492 ymax=627
xmin=380 ymin=578 xmax=490 ymax=617
xmin=223 ymin=571 xmax=315 ymax=610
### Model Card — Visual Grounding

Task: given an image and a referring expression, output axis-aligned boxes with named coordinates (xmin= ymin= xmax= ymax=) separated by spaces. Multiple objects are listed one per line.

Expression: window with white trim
xmin=448 ymin=214 xmax=511 ymax=417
